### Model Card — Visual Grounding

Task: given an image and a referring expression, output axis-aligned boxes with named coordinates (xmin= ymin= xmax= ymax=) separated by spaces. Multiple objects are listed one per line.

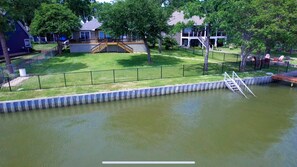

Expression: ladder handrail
xmin=224 ymin=72 xmax=248 ymax=98
xmin=232 ymin=71 xmax=256 ymax=97
xmin=224 ymin=72 xmax=235 ymax=93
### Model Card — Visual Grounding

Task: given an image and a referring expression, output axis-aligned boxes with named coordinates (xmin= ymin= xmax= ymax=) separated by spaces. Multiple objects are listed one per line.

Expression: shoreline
xmin=0 ymin=76 xmax=272 ymax=113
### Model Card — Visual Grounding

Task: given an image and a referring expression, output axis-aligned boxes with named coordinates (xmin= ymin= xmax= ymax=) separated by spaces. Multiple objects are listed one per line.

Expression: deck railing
xmin=70 ymin=38 xmax=143 ymax=44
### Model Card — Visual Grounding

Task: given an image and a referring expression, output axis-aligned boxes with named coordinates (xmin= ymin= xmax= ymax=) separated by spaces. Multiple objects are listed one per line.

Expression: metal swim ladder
xmin=224 ymin=71 xmax=256 ymax=98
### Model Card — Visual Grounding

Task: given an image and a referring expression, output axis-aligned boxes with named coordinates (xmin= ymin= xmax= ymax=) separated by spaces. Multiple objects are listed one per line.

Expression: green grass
xmin=26 ymin=52 xmax=197 ymax=74
xmin=214 ymin=47 xmax=241 ymax=54
xmin=0 ymin=43 xmax=57 ymax=68
xmin=152 ymin=47 xmax=240 ymax=63
xmin=33 ymin=43 xmax=57 ymax=51
xmin=0 ymin=52 xmax=40 ymax=68
xmin=0 ymin=71 xmax=270 ymax=101
xmin=1 ymin=47 xmax=295 ymax=101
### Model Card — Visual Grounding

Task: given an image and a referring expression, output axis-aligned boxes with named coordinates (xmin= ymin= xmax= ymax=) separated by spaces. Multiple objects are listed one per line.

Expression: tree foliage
xmin=0 ymin=0 xmax=47 ymax=72
xmin=30 ymin=3 xmax=81 ymax=54
xmin=98 ymin=0 xmax=170 ymax=63
xmin=216 ymin=0 xmax=297 ymax=70
xmin=10 ymin=0 xmax=51 ymax=26
xmin=182 ymin=0 xmax=297 ymax=71
xmin=57 ymin=0 xmax=92 ymax=22
xmin=163 ymin=36 xmax=178 ymax=50
xmin=182 ymin=0 xmax=224 ymax=71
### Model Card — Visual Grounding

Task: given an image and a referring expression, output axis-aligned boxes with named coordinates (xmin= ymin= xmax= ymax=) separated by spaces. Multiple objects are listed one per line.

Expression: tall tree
xmin=182 ymin=0 xmax=224 ymax=71
xmin=0 ymin=1 xmax=22 ymax=73
xmin=0 ymin=0 xmax=48 ymax=73
xmin=217 ymin=0 xmax=297 ymax=70
xmin=57 ymin=0 xmax=92 ymax=22
xmin=11 ymin=0 xmax=51 ymax=26
xmin=30 ymin=3 xmax=81 ymax=54
xmin=98 ymin=0 xmax=170 ymax=63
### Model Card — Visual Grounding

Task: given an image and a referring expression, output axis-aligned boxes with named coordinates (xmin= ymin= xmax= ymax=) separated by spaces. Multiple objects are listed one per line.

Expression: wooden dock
xmin=272 ymin=74 xmax=297 ymax=86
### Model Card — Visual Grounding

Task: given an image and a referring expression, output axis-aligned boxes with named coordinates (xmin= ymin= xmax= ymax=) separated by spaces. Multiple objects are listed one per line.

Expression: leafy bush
xmin=163 ymin=36 xmax=178 ymax=50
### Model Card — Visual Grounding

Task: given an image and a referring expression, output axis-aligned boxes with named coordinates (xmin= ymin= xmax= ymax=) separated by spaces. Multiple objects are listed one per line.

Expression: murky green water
xmin=1 ymin=84 xmax=297 ymax=167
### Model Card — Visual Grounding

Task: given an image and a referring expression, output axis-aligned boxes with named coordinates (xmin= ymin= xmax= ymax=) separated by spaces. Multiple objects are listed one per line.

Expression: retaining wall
xmin=69 ymin=44 xmax=97 ymax=53
xmin=0 ymin=76 xmax=272 ymax=113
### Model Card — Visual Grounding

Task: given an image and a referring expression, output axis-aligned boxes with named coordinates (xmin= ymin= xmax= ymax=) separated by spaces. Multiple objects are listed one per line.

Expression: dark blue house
xmin=0 ymin=21 xmax=32 ymax=59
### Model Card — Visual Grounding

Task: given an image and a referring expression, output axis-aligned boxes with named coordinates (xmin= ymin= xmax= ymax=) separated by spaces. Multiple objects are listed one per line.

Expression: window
xmin=80 ymin=31 xmax=90 ymax=40
xmin=24 ymin=39 xmax=31 ymax=48
xmin=183 ymin=28 xmax=192 ymax=33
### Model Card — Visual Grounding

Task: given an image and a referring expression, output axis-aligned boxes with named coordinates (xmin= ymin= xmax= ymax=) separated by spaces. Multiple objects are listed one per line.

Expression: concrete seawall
xmin=0 ymin=76 xmax=272 ymax=113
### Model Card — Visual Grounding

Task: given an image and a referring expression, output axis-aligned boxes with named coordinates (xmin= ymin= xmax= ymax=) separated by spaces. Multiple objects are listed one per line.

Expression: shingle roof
xmin=168 ymin=11 xmax=204 ymax=26
xmin=80 ymin=18 xmax=102 ymax=31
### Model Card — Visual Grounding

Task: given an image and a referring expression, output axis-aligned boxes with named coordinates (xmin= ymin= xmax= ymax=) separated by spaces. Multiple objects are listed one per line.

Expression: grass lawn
xmin=0 ymin=44 xmax=57 ymax=68
xmin=214 ymin=47 xmax=241 ymax=54
xmin=0 ymin=52 xmax=40 ymax=68
xmin=33 ymin=43 xmax=57 ymax=51
xmin=0 ymin=47 xmax=294 ymax=101
xmin=26 ymin=51 xmax=201 ymax=74
xmin=0 ymin=70 xmax=271 ymax=101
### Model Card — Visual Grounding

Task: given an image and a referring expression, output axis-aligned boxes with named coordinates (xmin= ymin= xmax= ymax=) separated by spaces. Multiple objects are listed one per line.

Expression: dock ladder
xmin=224 ymin=71 xmax=256 ymax=98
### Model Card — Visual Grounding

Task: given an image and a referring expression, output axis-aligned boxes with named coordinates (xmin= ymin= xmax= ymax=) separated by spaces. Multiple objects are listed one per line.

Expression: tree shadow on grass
xmin=117 ymin=54 xmax=185 ymax=67
xmin=62 ymin=52 xmax=91 ymax=58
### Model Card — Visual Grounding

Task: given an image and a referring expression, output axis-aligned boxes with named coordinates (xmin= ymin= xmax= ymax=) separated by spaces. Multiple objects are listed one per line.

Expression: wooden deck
xmin=272 ymin=74 xmax=297 ymax=85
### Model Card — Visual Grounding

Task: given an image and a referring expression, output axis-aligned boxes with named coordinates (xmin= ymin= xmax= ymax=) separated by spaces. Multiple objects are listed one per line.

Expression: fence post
xmin=223 ymin=53 xmax=226 ymax=61
xmin=221 ymin=63 xmax=224 ymax=73
xmin=286 ymin=62 xmax=289 ymax=72
xmin=183 ymin=65 xmax=185 ymax=77
xmin=38 ymin=75 xmax=42 ymax=89
xmin=136 ymin=68 xmax=139 ymax=81
xmin=113 ymin=69 xmax=116 ymax=83
xmin=63 ymin=73 xmax=67 ymax=87
xmin=7 ymin=77 xmax=12 ymax=92
xmin=90 ymin=71 xmax=93 ymax=85
xmin=160 ymin=66 xmax=163 ymax=79
xmin=203 ymin=63 xmax=205 ymax=75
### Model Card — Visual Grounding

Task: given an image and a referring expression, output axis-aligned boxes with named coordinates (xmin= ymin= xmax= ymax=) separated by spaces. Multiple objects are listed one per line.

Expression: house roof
xmin=80 ymin=18 xmax=102 ymax=31
xmin=168 ymin=11 xmax=204 ymax=26
xmin=17 ymin=21 xmax=30 ymax=37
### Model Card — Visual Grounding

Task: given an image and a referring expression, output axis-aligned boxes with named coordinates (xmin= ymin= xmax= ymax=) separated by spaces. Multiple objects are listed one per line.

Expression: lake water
xmin=1 ymin=84 xmax=297 ymax=167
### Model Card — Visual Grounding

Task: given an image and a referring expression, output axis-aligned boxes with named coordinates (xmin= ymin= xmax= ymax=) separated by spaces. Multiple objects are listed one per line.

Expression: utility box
xmin=19 ymin=68 xmax=27 ymax=77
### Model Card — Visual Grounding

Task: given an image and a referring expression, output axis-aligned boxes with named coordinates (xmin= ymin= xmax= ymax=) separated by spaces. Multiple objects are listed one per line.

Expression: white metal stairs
xmin=224 ymin=71 xmax=256 ymax=99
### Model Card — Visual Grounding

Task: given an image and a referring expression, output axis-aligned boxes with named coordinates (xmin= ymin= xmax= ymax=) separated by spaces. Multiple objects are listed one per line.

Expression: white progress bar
xmin=102 ymin=161 xmax=196 ymax=165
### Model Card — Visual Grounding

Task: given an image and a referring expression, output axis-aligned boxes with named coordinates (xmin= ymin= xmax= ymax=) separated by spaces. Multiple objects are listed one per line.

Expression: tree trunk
xmin=240 ymin=45 xmax=250 ymax=72
xmin=0 ymin=31 xmax=13 ymax=73
xmin=57 ymin=40 xmax=62 ymax=55
xmin=240 ymin=32 xmax=254 ymax=72
xmin=204 ymin=24 xmax=210 ymax=71
xmin=143 ymin=37 xmax=152 ymax=63
xmin=158 ymin=37 xmax=162 ymax=54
